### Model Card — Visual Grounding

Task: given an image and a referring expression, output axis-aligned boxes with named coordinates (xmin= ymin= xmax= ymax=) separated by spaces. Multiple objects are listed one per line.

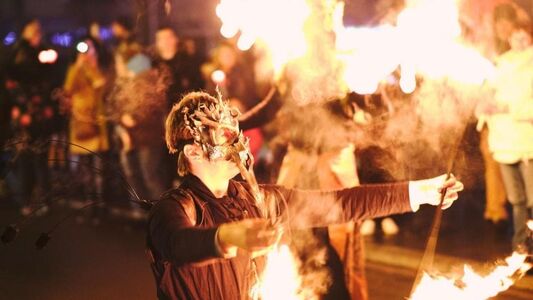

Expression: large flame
xmin=334 ymin=0 xmax=495 ymax=94
xmin=217 ymin=0 xmax=495 ymax=95
xmin=410 ymin=252 xmax=532 ymax=300
xmin=215 ymin=1 xmax=528 ymax=299
xmin=216 ymin=0 xmax=310 ymax=75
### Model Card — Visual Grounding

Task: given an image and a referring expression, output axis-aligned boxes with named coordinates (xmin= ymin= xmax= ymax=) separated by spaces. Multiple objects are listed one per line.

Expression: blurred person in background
xmin=202 ymin=41 xmax=275 ymax=181
xmin=110 ymin=52 xmax=171 ymax=217
xmin=228 ymin=98 xmax=264 ymax=160
xmin=478 ymin=16 xmax=533 ymax=251
xmin=88 ymin=22 xmax=112 ymax=71
xmin=345 ymin=90 xmax=402 ymax=238
xmin=110 ymin=16 xmax=169 ymax=218
xmin=275 ymin=100 xmax=367 ymax=300
xmin=1 ymin=45 xmax=13 ymax=198
xmin=4 ymin=19 xmax=58 ymax=215
xmin=477 ymin=2 xmax=521 ymax=225
xmin=152 ymin=26 xmax=190 ymax=108
xmin=203 ymin=42 xmax=258 ymax=109
xmin=180 ymin=37 xmax=205 ymax=92
xmin=152 ymin=26 xmax=199 ymax=187
xmin=477 ymin=2 xmax=532 ymax=226
xmin=63 ymin=38 xmax=109 ymax=218
xmin=111 ymin=17 xmax=142 ymax=79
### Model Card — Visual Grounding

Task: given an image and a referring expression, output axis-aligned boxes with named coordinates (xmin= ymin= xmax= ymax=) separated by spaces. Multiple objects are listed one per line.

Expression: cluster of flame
xmin=216 ymin=0 xmax=530 ymax=299
xmin=216 ymin=0 xmax=495 ymax=94
xmin=336 ymin=0 xmax=496 ymax=95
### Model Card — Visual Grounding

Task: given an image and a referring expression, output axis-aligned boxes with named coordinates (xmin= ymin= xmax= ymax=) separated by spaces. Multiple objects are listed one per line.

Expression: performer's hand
xmin=217 ymin=218 xmax=282 ymax=256
xmin=409 ymin=174 xmax=464 ymax=211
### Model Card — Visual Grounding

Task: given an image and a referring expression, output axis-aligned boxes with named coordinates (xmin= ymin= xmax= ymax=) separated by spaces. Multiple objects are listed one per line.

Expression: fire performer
xmin=146 ymin=91 xmax=464 ymax=300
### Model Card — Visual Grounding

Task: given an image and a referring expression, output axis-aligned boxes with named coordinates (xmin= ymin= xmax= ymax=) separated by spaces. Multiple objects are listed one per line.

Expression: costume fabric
xmin=147 ymin=175 xmax=411 ymax=300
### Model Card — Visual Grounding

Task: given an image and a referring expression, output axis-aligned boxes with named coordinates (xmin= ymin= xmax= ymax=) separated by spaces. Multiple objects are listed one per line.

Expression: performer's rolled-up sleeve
xmin=148 ymin=199 xmax=220 ymax=266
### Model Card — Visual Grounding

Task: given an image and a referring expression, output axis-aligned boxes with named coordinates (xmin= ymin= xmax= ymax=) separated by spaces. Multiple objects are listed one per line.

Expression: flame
xmin=216 ymin=0 xmax=310 ymax=75
xmin=251 ymin=244 xmax=303 ymax=300
xmin=527 ymin=219 xmax=533 ymax=231
xmin=334 ymin=0 xmax=495 ymax=95
xmin=396 ymin=0 xmax=495 ymax=85
xmin=410 ymin=252 xmax=532 ymax=300
xmin=216 ymin=0 xmax=495 ymax=95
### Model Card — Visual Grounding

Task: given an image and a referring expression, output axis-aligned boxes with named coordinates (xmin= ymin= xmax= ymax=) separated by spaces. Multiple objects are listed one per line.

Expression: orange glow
xmin=410 ymin=252 xmax=532 ymax=300
xmin=252 ymin=245 xmax=303 ymax=300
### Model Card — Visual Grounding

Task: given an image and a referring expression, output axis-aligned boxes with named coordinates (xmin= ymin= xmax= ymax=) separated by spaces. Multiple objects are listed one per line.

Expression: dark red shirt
xmin=147 ymin=175 xmax=411 ymax=299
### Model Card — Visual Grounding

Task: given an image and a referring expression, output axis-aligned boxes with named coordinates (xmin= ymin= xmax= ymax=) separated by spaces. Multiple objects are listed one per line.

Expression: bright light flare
xmin=38 ymin=49 xmax=58 ymax=64
xmin=76 ymin=41 xmax=89 ymax=53
xmin=211 ymin=69 xmax=226 ymax=84
xmin=528 ymin=219 xmax=533 ymax=231
xmin=337 ymin=25 xmax=399 ymax=95
xmin=410 ymin=252 xmax=532 ymax=300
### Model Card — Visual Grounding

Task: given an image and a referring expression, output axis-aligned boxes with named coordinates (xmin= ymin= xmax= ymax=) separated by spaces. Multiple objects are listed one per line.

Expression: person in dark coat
xmin=4 ymin=20 xmax=57 ymax=215
xmin=146 ymin=91 xmax=464 ymax=300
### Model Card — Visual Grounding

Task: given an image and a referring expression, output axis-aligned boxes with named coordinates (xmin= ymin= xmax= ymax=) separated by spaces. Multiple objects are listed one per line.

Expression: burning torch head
xmin=165 ymin=91 xmax=253 ymax=177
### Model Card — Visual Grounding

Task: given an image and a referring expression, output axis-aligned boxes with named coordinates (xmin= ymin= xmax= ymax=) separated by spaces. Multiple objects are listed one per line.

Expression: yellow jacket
xmin=64 ymin=62 xmax=109 ymax=154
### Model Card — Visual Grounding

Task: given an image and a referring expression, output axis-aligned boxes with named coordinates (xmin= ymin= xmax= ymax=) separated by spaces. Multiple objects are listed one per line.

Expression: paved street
xmin=0 ymin=172 xmax=531 ymax=300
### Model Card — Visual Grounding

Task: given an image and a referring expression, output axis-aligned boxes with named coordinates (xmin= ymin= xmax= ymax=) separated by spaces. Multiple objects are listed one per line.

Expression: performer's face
xmin=175 ymin=94 xmax=252 ymax=180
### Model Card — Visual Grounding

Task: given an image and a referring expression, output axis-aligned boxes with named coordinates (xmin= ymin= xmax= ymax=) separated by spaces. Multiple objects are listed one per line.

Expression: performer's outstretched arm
xmin=263 ymin=175 xmax=461 ymax=228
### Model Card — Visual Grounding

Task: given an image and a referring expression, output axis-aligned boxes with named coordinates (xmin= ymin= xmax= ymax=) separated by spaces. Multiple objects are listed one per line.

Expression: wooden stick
xmin=409 ymin=122 xmax=468 ymax=296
